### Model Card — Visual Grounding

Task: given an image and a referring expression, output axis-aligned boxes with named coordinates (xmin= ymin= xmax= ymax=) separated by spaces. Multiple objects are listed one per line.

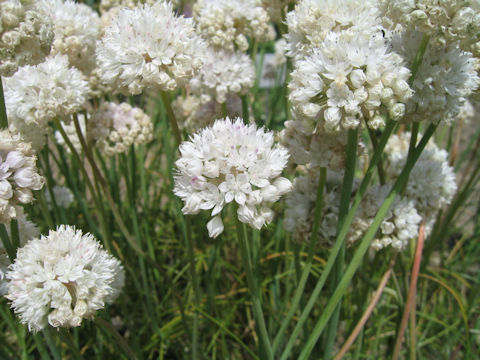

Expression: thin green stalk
xmin=296 ymin=124 xmax=437 ymax=360
xmin=278 ymin=119 xmax=396 ymax=360
xmin=0 ymin=76 xmax=7 ymax=128
xmin=160 ymin=91 xmax=182 ymax=146
xmin=324 ymin=129 xmax=358 ymax=359
xmin=234 ymin=211 xmax=273 ymax=360
xmin=241 ymin=95 xmax=249 ymax=124
xmin=0 ymin=224 xmax=15 ymax=262
xmin=366 ymin=124 xmax=386 ymax=184
xmin=35 ymin=190 xmax=55 ymax=229
xmin=408 ymin=34 xmax=430 ymax=87
xmin=9 ymin=220 xmax=19 ymax=254
xmin=94 ymin=317 xmax=138 ymax=360
xmin=272 ymin=167 xmax=327 ymax=353
xmin=42 ymin=328 xmax=62 ymax=360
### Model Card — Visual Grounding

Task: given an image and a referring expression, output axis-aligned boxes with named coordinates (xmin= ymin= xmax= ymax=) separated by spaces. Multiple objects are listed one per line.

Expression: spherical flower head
xmin=190 ymin=48 xmax=255 ymax=104
xmin=36 ymin=0 xmax=101 ymax=75
xmin=289 ymin=31 xmax=413 ymax=133
xmin=285 ymin=0 xmax=382 ymax=58
xmin=0 ymin=129 xmax=44 ymax=224
xmin=173 ymin=117 xmax=292 ymax=238
xmin=0 ymin=209 xmax=39 ymax=296
xmin=96 ymin=1 xmax=205 ymax=95
xmin=193 ymin=0 xmax=275 ymax=52
xmin=385 ymin=132 xmax=457 ymax=216
xmin=4 ymin=54 xmax=91 ymax=144
xmin=6 ymin=225 xmax=125 ymax=332
xmin=0 ymin=0 xmax=54 ymax=77
xmin=393 ymin=31 xmax=480 ymax=124
xmin=88 ymin=102 xmax=153 ymax=156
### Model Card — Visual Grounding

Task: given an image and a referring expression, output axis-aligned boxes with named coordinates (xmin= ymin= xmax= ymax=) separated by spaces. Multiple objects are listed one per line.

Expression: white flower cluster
xmin=0 ymin=0 xmax=53 ymax=77
xmin=45 ymin=186 xmax=74 ymax=209
xmin=173 ymin=117 xmax=292 ymax=238
xmin=88 ymin=102 xmax=153 ymax=156
xmin=0 ymin=129 xmax=44 ymax=224
xmin=285 ymin=0 xmax=381 ymax=58
xmin=288 ymin=31 xmax=413 ymax=133
xmin=172 ymin=94 xmax=244 ymax=132
xmin=393 ymin=31 xmax=479 ymax=124
xmin=36 ymin=0 xmax=101 ymax=75
xmin=4 ymin=54 xmax=91 ymax=150
xmin=97 ymin=2 xmax=205 ymax=95
xmin=6 ymin=225 xmax=124 ymax=332
xmin=193 ymin=0 xmax=275 ymax=52
xmin=379 ymin=0 xmax=480 ymax=56
xmin=0 ymin=209 xmax=39 ymax=296
xmin=385 ymin=132 xmax=457 ymax=217
xmin=190 ymin=48 xmax=255 ymax=104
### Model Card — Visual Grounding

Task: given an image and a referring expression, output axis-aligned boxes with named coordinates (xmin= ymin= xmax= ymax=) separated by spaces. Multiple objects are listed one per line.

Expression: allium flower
xmin=172 ymin=94 xmax=244 ymax=132
xmin=190 ymin=48 xmax=255 ymax=104
xmin=173 ymin=117 xmax=292 ymax=237
xmin=45 ymin=186 xmax=74 ymax=209
xmin=379 ymin=0 xmax=480 ymax=56
xmin=385 ymin=132 xmax=457 ymax=216
xmin=285 ymin=0 xmax=381 ymax=58
xmin=393 ymin=31 xmax=479 ymax=124
xmin=289 ymin=31 xmax=413 ymax=133
xmin=4 ymin=54 xmax=91 ymax=150
xmin=88 ymin=102 xmax=153 ymax=156
xmin=6 ymin=225 xmax=125 ymax=332
xmin=0 ymin=0 xmax=54 ymax=77
xmin=36 ymin=0 xmax=101 ymax=75
xmin=96 ymin=2 xmax=205 ymax=95
xmin=0 ymin=209 xmax=39 ymax=296
xmin=0 ymin=129 xmax=44 ymax=224
xmin=193 ymin=0 xmax=275 ymax=52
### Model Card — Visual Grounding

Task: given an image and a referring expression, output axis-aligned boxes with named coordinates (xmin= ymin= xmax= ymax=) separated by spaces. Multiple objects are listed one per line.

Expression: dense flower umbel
xmin=36 ymin=0 xmax=101 ymax=75
xmin=6 ymin=225 xmax=125 ymax=332
xmin=173 ymin=117 xmax=292 ymax=238
xmin=0 ymin=0 xmax=53 ymax=77
xmin=4 ymin=54 xmax=91 ymax=150
xmin=0 ymin=129 xmax=44 ymax=224
xmin=88 ymin=102 xmax=153 ymax=156
xmin=96 ymin=1 xmax=205 ymax=95
xmin=289 ymin=31 xmax=413 ymax=133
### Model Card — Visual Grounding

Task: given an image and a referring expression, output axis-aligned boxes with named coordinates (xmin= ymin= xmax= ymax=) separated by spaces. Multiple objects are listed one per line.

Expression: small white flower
xmin=207 ymin=216 xmax=224 ymax=239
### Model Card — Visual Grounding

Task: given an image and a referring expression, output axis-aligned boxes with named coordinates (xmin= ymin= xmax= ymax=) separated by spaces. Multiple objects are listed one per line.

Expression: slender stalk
xmin=334 ymin=257 xmax=396 ymax=360
xmin=241 ymin=95 xmax=249 ymax=124
xmin=296 ymin=124 xmax=436 ymax=360
xmin=366 ymin=124 xmax=386 ymax=184
xmin=272 ymin=167 xmax=327 ymax=353
xmin=160 ymin=91 xmax=182 ymax=146
xmin=392 ymin=222 xmax=426 ymax=360
xmin=234 ymin=211 xmax=273 ymax=359
xmin=0 ymin=224 xmax=15 ymax=261
xmin=0 ymin=76 xmax=8 ymax=128
xmin=324 ymin=129 xmax=358 ymax=359
xmin=408 ymin=34 xmax=430 ymax=87
xmin=94 ymin=317 xmax=138 ymax=360
xmin=279 ymin=119 xmax=396 ymax=359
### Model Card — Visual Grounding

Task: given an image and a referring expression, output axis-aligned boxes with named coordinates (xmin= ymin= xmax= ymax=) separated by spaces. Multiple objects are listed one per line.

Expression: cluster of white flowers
xmin=174 ymin=117 xmax=292 ymax=238
xmin=0 ymin=0 xmax=53 ymax=77
xmin=36 ymin=0 xmax=101 ymax=75
xmin=193 ymin=0 xmax=275 ymax=52
xmin=0 ymin=129 xmax=44 ymax=224
xmin=190 ymin=48 xmax=255 ymax=104
xmin=172 ymin=94 xmax=245 ymax=132
xmin=97 ymin=2 xmax=205 ymax=95
xmin=45 ymin=186 xmax=74 ymax=209
xmin=285 ymin=0 xmax=381 ymax=58
xmin=385 ymin=132 xmax=457 ymax=217
xmin=88 ymin=102 xmax=153 ymax=156
xmin=4 ymin=54 xmax=91 ymax=150
xmin=393 ymin=31 xmax=479 ymax=124
xmin=288 ymin=31 xmax=413 ymax=133
xmin=0 ymin=209 xmax=39 ymax=296
xmin=6 ymin=225 xmax=124 ymax=332
xmin=379 ymin=0 xmax=480 ymax=56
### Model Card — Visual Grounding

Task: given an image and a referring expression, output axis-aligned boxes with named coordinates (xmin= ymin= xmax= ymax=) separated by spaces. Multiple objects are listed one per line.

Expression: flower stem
xmin=0 ymin=76 xmax=8 ymax=128
xmin=160 ymin=91 xmax=182 ymax=146
xmin=95 ymin=317 xmax=138 ymax=360
xmin=234 ymin=211 xmax=273 ymax=359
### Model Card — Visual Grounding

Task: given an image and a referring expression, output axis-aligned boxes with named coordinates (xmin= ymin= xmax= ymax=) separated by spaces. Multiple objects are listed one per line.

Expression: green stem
xmin=408 ymin=34 xmax=430 ymax=87
xmin=279 ymin=119 xmax=396 ymax=360
xmin=241 ymin=95 xmax=249 ymax=124
xmin=0 ymin=76 xmax=8 ymax=128
xmin=94 ymin=317 xmax=138 ymax=360
xmin=324 ymin=129 xmax=358 ymax=359
xmin=0 ymin=224 xmax=15 ymax=261
xmin=272 ymin=167 xmax=327 ymax=353
xmin=160 ymin=91 xmax=182 ymax=146
xmin=366 ymin=124 xmax=386 ymax=184
xmin=297 ymin=123 xmax=437 ymax=360
xmin=234 ymin=211 xmax=273 ymax=359
xmin=186 ymin=218 xmax=200 ymax=360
